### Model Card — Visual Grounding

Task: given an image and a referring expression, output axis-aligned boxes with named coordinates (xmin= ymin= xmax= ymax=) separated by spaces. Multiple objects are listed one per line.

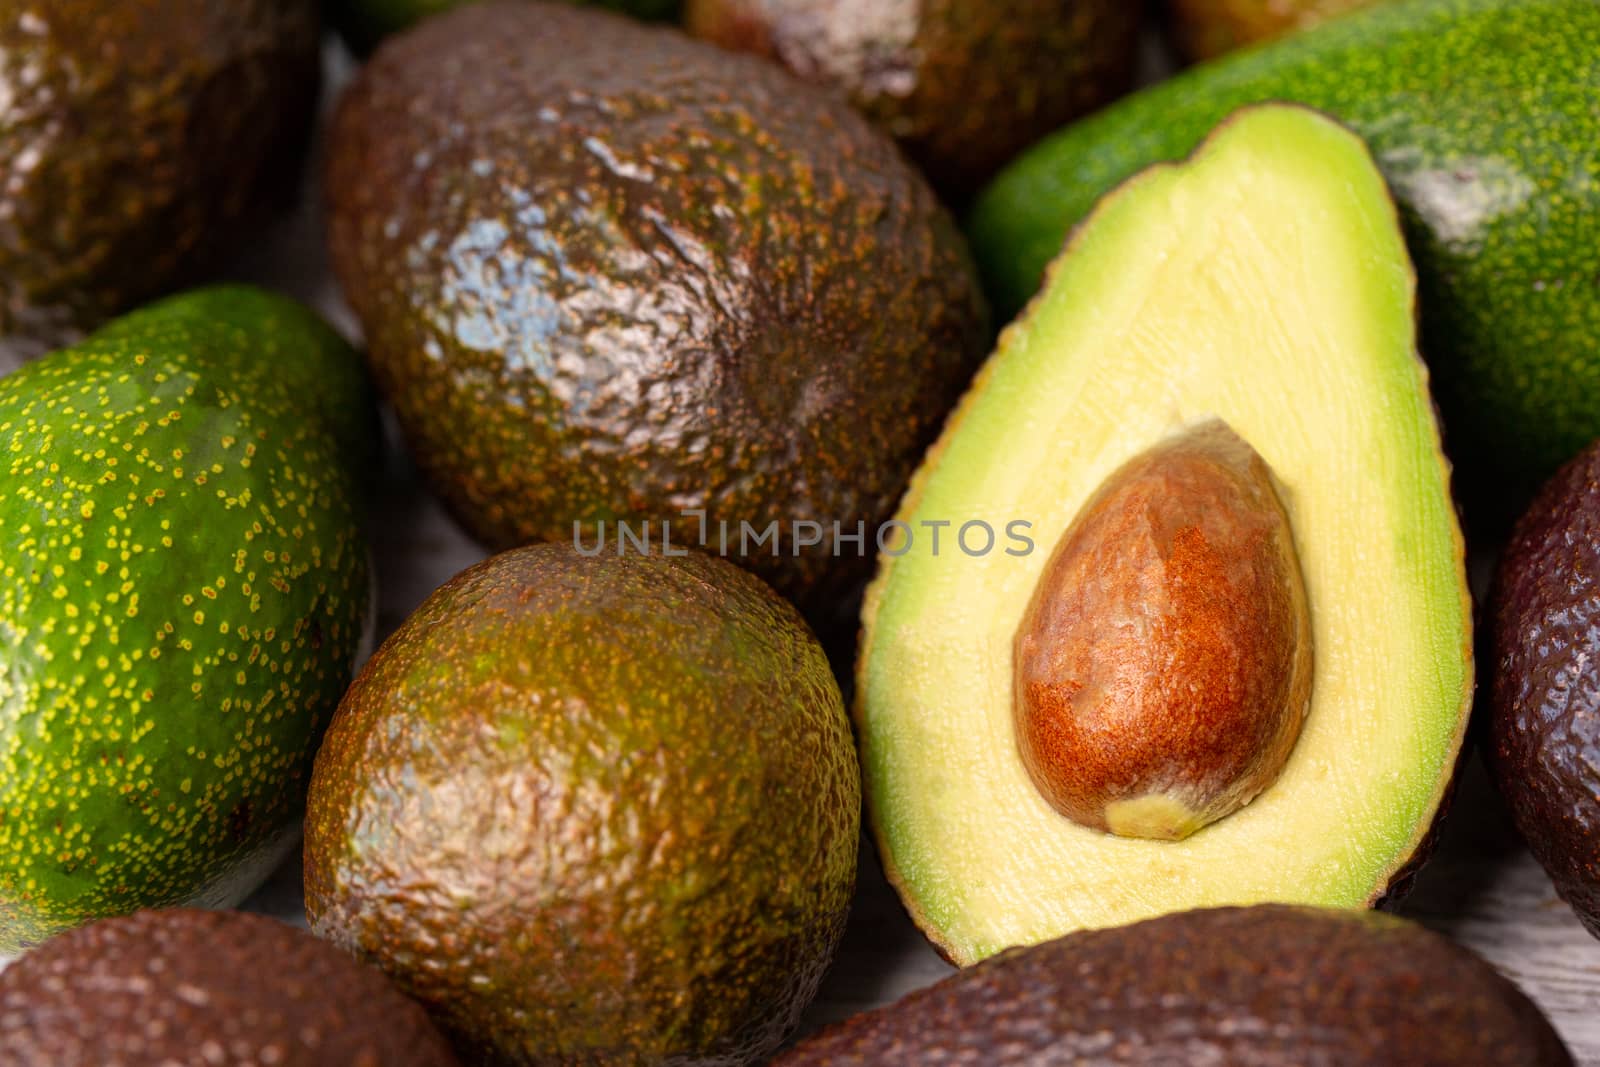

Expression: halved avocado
xmin=856 ymin=104 xmax=1472 ymax=965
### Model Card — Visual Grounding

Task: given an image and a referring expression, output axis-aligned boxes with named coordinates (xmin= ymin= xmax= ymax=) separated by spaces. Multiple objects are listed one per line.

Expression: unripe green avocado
xmin=970 ymin=0 xmax=1600 ymax=501
xmin=0 ymin=286 xmax=375 ymax=951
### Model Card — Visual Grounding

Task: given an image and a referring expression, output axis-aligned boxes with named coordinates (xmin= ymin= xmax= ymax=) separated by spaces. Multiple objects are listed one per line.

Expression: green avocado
xmin=303 ymin=544 xmax=859 ymax=1065
xmin=778 ymin=905 xmax=1572 ymax=1065
xmin=860 ymin=105 xmax=1471 ymax=963
xmin=684 ymin=0 xmax=1141 ymax=199
xmin=325 ymin=1 xmax=988 ymax=617
xmin=0 ymin=286 xmax=374 ymax=952
xmin=969 ymin=0 xmax=1600 ymax=500
xmin=0 ymin=1 xmax=322 ymax=360
xmin=328 ymin=0 xmax=683 ymax=55
xmin=1489 ymin=439 xmax=1600 ymax=940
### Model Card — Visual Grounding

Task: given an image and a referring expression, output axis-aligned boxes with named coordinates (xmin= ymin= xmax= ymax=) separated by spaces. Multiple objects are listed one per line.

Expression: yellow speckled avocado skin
xmin=0 ymin=286 xmax=374 ymax=951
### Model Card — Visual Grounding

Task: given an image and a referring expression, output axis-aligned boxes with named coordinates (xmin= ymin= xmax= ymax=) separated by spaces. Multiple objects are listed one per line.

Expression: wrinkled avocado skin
xmin=326 ymin=2 xmax=988 ymax=615
xmin=1490 ymin=440 xmax=1600 ymax=939
xmin=1165 ymin=0 xmax=1379 ymax=60
xmin=329 ymin=0 xmax=683 ymax=55
xmin=684 ymin=0 xmax=1140 ymax=200
xmin=304 ymin=544 xmax=860 ymax=1066
xmin=0 ymin=1 xmax=322 ymax=361
xmin=778 ymin=906 xmax=1572 ymax=1066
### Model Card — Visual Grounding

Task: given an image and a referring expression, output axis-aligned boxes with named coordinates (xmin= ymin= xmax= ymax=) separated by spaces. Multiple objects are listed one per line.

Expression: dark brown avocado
xmin=684 ymin=0 xmax=1141 ymax=199
xmin=0 ymin=908 xmax=460 ymax=1067
xmin=1489 ymin=438 xmax=1600 ymax=939
xmin=0 ymin=1 xmax=322 ymax=361
xmin=303 ymin=544 xmax=860 ymax=1066
xmin=777 ymin=905 xmax=1572 ymax=1066
xmin=324 ymin=1 xmax=988 ymax=617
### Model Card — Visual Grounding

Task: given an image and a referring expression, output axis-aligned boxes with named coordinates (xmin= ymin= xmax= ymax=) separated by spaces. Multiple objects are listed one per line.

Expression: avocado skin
xmin=325 ymin=1 xmax=988 ymax=616
xmin=329 ymin=0 xmax=683 ymax=56
xmin=0 ymin=1 xmax=322 ymax=360
xmin=304 ymin=544 xmax=859 ymax=1066
xmin=970 ymin=0 xmax=1600 ymax=497
xmin=0 ymin=909 xmax=460 ymax=1066
xmin=0 ymin=286 xmax=373 ymax=952
xmin=1489 ymin=439 xmax=1600 ymax=939
xmin=778 ymin=905 xmax=1571 ymax=1066
xmin=1165 ymin=0 xmax=1379 ymax=60
xmin=684 ymin=0 xmax=1140 ymax=200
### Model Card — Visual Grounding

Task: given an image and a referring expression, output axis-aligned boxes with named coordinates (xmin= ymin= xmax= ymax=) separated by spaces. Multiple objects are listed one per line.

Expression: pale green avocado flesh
xmin=857 ymin=105 xmax=1472 ymax=966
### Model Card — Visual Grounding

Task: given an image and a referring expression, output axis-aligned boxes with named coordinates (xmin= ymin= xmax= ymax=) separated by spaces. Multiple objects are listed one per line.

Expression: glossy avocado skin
xmin=970 ymin=0 xmax=1600 ymax=498
xmin=326 ymin=1 xmax=988 ymax=616
xmin=0 ymin=287 xmax=373 ymax=951
xmin=1489 ymin=440 xmax=1600 ymax=939
xmin=684 ymin=0 xmax=1140 ymax=199
xmin=304 ymin=544 xmax=859 ymax=1066
xmin=0 ymin=909 xmax=460 ymax=1066
xmin=1165 ymin=0 xmax=1379 ymax=60
xmin=779 ymin=906 xmax=1572 ymax=1066
xmin=329 ymin=0 xmax=683 ymax=55
xmin=0 ymin=1 xmax=322 ymax=361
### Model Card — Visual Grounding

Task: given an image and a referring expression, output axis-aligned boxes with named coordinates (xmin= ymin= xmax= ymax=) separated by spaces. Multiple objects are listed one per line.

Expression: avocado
xmin=329 ymin=0 xmax=684 ymax=56
xmin=857 ymin=105 xmax=1471 ymax=964
xmin=969 ymin=0 xmax=1600 ymax=500
xmin=0 ymin=286 xmax=374 ymax=952
xmin=683 ymin=0 xmax=1141 ymax=199
xmin=325 ymin=1 xmax=988 ymax=618
xmin=0 ymin=1 xmax=322 ymax=361
xmin=777 ymin=905 xmax=1572 ymax=1066
xmin=303 ymin=544 xmax=859 ymax=1065
xmin=1165 ymin=0 xmax=1381 ymax=60
xmin=0 ymin=908 xmax=460 ymax=1066
xmin=1488 ymin=438 xmax=1600 ymax=940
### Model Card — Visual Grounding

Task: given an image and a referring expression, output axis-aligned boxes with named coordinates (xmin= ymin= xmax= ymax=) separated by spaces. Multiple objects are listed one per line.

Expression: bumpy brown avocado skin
xmin=0 ymin=909 xmax=460 ymax=1067
xmin=778 ymin=906 xmax=1572 ymax=1066
xmin=325 ymin=1 xmax=988 ymax=616
xmin=1489 ymin=440 xmax=1600 ymax=939
xmin=0 ymin=1 xmax=322 ymax=361
xmin=303 ymin=544 xmax=860 ymax=1066
xmin=683 ymin=0 xmax=1140 ymax=199
xmin=1166 ymin=0 xmax=1379 ymax=60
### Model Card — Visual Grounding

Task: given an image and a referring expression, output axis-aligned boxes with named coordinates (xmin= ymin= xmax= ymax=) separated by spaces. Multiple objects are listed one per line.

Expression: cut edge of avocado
xmin=857 ymin=103 xmax=1472 ymax=966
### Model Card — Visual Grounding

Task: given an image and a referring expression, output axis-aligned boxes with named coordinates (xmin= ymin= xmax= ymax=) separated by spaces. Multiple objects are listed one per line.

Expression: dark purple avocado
xmin=0 ymin=909 xmax=460 ymax=1067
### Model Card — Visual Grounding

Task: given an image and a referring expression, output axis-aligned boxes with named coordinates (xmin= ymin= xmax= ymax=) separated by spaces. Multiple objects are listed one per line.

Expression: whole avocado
xmin=328 ymin=0 xmax=684 ymax=55
xmin=0 ymin=1 xmax=322 ymax=361
xmin=325 ymin=1 xmax=988 ymax=616
xmin=304 ymin=544 xmax=859 ymax=1066
xmin=0 ymin=909 xmax=460 ymax=1067
xmin=684 ymin=0 xmax=1141 ymax=199
xmin=969 ymin=0 xmax=1600 ymax=502
xmin=1489 ymin=439 xmax=1600 ymax=939
xmin=779 ymin=906 xmax=1572 ymax=1066
xmin=0 ymin=286 xmax=374 ymax=951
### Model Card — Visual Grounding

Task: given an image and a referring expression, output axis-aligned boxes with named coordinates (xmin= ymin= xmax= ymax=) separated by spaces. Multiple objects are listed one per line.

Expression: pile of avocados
xmin=0 ymin=0 xmax=1595 ymax=1064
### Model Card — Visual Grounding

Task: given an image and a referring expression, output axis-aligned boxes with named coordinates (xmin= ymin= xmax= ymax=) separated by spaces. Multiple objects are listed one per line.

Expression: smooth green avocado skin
xmin=777 ymin=906 xmax=1572 ymax=1066
xmin=0 ymin=286 xmax=373 ymax=951
xmin=970 ymin=0 xmax=1600 ymax=499
xmin=329 ymin=0 xmax=682 ymax=54
xmin=304 ymin=544 xmax=859 ymax=1065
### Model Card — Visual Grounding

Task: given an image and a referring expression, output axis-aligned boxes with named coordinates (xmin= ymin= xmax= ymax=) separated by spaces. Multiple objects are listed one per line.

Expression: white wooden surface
xmin=220 ymin=35 xmax=1600 ymax=1066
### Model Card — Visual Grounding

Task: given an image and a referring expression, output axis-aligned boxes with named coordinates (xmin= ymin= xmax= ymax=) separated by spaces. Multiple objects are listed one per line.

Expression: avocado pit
xmin=1013 ymin=418 xmax=1313 ymax=840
